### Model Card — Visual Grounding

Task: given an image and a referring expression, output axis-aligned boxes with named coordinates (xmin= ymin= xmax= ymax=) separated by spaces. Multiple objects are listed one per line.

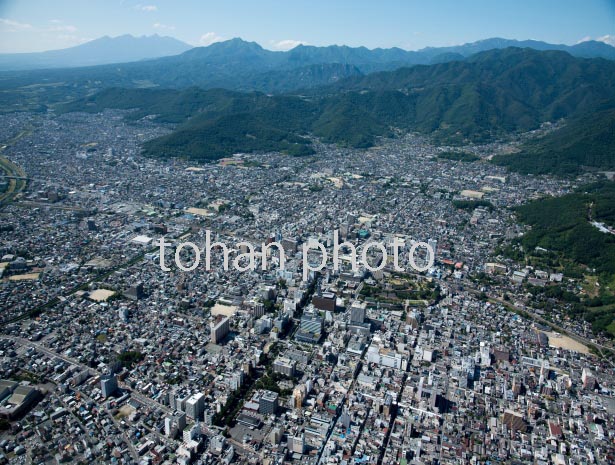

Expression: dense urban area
xmin=0 ymin=107 xmax=613 ymax=465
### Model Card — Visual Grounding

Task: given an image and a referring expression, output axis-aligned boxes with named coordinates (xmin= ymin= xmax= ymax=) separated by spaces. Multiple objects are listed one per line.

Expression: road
xmin=0 ymin=334 xmax=173 ymax=414
xmin=0 ymin=128 xmax=30 ymax=204
xmin=1 ymin=335 xmax=146 ymax=460
xmin=465 ymin=285 xmax=614 ymax=354
xmin=0 ymin=156 xmax=27 ymax=204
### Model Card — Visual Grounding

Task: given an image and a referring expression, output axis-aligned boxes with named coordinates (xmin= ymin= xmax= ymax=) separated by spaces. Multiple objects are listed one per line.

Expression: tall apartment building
xmin=185 ymin=392 xmax=205 ymax=420
xmin=210 ymin=315 xmax=230 ymax=344
xmin=100 ymin=374 xmax=118 ymax=398
xmin=273 ymin=357 xmax=296 ymax=377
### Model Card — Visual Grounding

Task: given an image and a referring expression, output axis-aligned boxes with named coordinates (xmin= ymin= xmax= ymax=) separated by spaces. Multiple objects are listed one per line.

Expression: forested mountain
xmin=418 ymin=37 xmax=615 ymax=60
xmin=514 ymin=181 xmax=615 ymax=336
xmin=59 ymin=48 xmax=615 ymax=162
xmin=493 ymin=108 xmax=615 ymax=175
xmin=2 ymin=37 xmax=615 ymax=112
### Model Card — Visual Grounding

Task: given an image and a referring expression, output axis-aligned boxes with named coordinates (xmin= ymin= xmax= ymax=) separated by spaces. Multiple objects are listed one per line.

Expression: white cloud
xmin=153 ymin=22 xmax=175 ymax=31
xmin=270 ymin=39 xmax=307 ymax=51
xmin=0 ymin=18 xmax=90 ymax=52
xmin=48 ymin=24 xmax=78 ymax=33
xmin=597 ymin=34 xmax=615 ymax=47
xmin=38 ymin=19 xmax=79 ymax=34
xmin=576 ymin=36 xmax=592 ymax=44
xmin=0 ymin=18 xmax=33 ymax=31
xmin=577 ymin=35 xmax=615 ymax=47
xmin=199 ymin=32 xmax=224 ymax=46
xmin=57 ymin=34 xmax=90 ymax=45
xmin=137 ymin=4 xmax=158 ymax=12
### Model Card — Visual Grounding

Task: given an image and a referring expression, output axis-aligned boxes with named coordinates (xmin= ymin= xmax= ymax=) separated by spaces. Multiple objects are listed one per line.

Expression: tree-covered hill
xmin=514 ymin=181 xmax=615 ymax=335
xmin=59 ymin=48 xmax=615 ymax=162
xmin=492 ymin=107 xmax=615 ymax=175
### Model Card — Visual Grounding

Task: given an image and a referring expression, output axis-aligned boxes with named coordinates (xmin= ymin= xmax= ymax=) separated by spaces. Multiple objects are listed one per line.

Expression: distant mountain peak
xmin=182 ymin=37 xmax=275 ymax=63
xmin=0 ymin=34 xmax=193 ymax=70
xmin=416 ymin=37 xmax=615 ymax=60
xmin=213 ymin=37 xmax=265 ymax=50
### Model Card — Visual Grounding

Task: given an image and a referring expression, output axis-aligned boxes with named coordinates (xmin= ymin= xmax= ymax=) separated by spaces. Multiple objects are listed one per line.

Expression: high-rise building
xmin=124 ymin=282 xmax=145 ymax=301
xmin=164 ymin=417 xmax=174 ymax=437
xmin=175 ymin=393 xmax=189 ymax=412
xmin=349 ymin=301 xmax=366 ymax=324
xmin=183 ymin=423 xmax=201 ymax=442
xmin=582 ymin=367 xmax=597 ymax=390
xmin=340 ymin=408 xmax=351 ymax=430
xmin=283 ymin=299 xmax=296 ymax=316
xmin=230 ymin=372 xmax=244 ymax=390
xmin=185 ymin=393 xmax=205 ymax=420
xmin=281 ymin=238 xmax=298 ymax=254
xmin=260 ymin=285 xmax=276 ymax=301
xmin=287 ymin=433 xmax=305 ymax=454
xmin=210 ymin=435 xmax=226 ymax=454
xmin=175 ymin=412 xmax=186 ymax=431
xmin=293 ymin=385 xmax=305 ymax=409
xmin=118 ymin=307 xmax=129 ymax=322
xmin=480 ymin=341 xmax=491 ymax=367
xmin=273 ymin=357 xmax=296 ymax=377
xmin=164 ymin=412 xmax=186 ymax=438
xmin=252 ymin=301 xmax=265 ymax=318
xmin=428 ymin=238 xmax=438 ymax=258
xmin=100 ymin=374 xmax=118 ymax=398
xmin=269 ymin=427 xmax=283 ymax=445
xmin=210 ymin=315 xmax=230 ymax=344
xmin=259 ymin=390 xmax=279 ymax=415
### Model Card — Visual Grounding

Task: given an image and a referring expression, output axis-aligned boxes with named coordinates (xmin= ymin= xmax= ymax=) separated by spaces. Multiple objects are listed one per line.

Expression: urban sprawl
xmin=0 ymin=110 xmax=613 ymax=465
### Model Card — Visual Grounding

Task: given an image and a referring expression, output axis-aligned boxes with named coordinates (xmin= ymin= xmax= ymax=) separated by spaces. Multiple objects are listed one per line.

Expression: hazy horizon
xmin=1 ymin=0 xmax=613 ymax=54
xmin=2 ymin=32 xmax=615 ymax=56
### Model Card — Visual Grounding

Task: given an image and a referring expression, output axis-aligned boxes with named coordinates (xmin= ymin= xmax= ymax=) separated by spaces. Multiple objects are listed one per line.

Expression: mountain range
xmin=0 ymin=34 xmax=193 ymax=70
xmin=57 ymin=47 xmax=615 ymax=165
xmin=2 ymin=36 xmax=615 ymax=176
xmin=1 ymin=35 xmax=614 ymax=73
xmin=3 ymin=36 xmax=615 ymax=113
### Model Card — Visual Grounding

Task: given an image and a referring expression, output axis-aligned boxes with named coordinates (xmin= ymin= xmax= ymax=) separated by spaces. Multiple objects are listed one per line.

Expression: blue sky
xmin=0 ymin=0 xmax=613 ymax=53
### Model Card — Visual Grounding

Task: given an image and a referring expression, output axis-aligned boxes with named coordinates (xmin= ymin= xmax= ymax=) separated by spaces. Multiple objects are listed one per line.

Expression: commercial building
xmin=259 ymin=390 xmax=279 ymax=415
xmin=349 ymin=301 xmax=366 ymax=324
xmin=312 ymin=292 xmax=336 ymax=312
xmin=295 ymin=313 xmax=324 ymax=344
xmin=0 ymin=381 xmax=40 ymax=420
